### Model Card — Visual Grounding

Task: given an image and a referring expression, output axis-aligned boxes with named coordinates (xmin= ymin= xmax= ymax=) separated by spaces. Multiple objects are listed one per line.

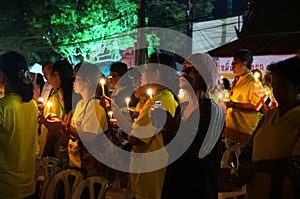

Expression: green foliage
xmin=29 ymin=0 xmax=138 ymax=63
xmin=147 ymin=0 xmax=186 ymax=32
xmin=25 ymin=0 xmax=214 ymax=64
xmin=193 ymin=0 xmax=215 ymax=20
xmin=145 ymin=0 xmax=214 ymax=58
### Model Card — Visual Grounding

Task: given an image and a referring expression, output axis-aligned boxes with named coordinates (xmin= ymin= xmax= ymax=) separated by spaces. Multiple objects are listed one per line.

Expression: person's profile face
xmin=141 ymin=64 xmax=156 ymax=85
xmin=271 ymin=73 xmax=297 ymax=107
xmin=108 ymin=71 xmax=120 ymax=89
xmin=180 ymin=61 xmax=196 ymax=89
xmin=42 ymin=66 xmax=51 ymax=81
xmin=73 ymin=75 xmax=87 ymax=94
xmin=232 ymin=58 xmax=247 ymax=75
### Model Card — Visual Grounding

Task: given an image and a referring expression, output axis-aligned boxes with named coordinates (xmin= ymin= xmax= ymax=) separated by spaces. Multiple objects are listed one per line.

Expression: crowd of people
xmin=0 ymin=48 xmax=299 ymax=199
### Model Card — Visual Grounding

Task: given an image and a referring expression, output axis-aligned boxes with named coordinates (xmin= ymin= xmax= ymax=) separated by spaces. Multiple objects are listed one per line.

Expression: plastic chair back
xmin=44 ymin=169 xmax=84 ymax=199
xmin=71 ymin=176 xmax=109 ymax=199
xmin=35 ymin=157 xmax=60 ymax=199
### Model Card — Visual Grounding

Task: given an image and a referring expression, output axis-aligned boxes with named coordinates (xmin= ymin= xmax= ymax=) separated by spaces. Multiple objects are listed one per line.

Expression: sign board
xmin=218 ymin=54 xmax=295 ymax=74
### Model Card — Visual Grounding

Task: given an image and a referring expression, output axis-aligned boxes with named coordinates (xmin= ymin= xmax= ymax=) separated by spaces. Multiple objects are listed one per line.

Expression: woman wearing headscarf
xmin=0 ymin=51 xmax=39 ymax=199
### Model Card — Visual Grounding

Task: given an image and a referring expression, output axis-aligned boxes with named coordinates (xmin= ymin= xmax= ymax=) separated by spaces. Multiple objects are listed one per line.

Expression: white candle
xmin=100 ymin=78 xmax=106 ymax=96
xmin=125 ymin=97 xmax=130 ymax=109
xmin=108 ymin=111 xmax=113 ymax=120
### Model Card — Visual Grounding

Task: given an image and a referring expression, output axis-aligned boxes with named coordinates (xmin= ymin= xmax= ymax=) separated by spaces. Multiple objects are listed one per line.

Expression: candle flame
xmin=100 ymin=78 xmax=106 ymax=85
xmin=254 ymin=71 xmax=260 ymax=80
xmin=46 ymin=101 xmax=53 ymax=108
xmin=38 ymin=97 xmax=44 ymax=103
xmin=108 ymin=111 xmax=113 ymax=119
xmin=147 ymin=88 xmax=153 ymax=96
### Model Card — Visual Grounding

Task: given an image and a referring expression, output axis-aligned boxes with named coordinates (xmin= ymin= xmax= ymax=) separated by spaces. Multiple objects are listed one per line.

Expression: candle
xmin=108 ymin=111 xmax=113 ymax=120
xmin=46 ymin=101 xmax=53 ymax=115
xmin=178 ymin=88 xmax=185 ymax=102
xmin=100 ymin=78 xmax=106 ymax=96
xmin=253 ymin=71 xmax=260 ymax=81
xmin=125 ymin=97 xmax=130 ymax=109
xmin=147 ymin=88 xmax=153 ymax=99
xmin=38 ymin=97 xmax=44 ymax=104
xmin=230 ymin=162 xmax=235 ymax=170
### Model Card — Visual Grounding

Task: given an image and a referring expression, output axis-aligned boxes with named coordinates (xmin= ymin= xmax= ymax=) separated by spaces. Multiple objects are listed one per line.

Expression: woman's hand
xmin=39 ymin=114 xmax=65 ymax=132
xmin=38 ymin=114 xmax=47 ymax=124
xmin=226 ymin=100 xmax=236 ymax=108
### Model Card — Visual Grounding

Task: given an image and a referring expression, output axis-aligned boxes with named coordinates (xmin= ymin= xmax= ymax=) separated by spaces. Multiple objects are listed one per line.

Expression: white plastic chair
xmin=35 ymin=157 xmax=60 ymax=199
xmin=44 ymin=169 xmax=84 ymax=199
xmin=71 ymin=176 xmax=109 ymax=199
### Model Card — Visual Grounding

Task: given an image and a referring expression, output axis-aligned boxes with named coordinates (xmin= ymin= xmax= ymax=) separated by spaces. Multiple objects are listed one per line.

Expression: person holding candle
xmin=44 ymin=61 xmax=119 ymax=180
xmin=38 ymin=59 xmax=74 ymax=170
xmin=107 ymin=61 xmax=139 ymax=153
xmin=124 ymin=52 xmax=180 ymax=199
xmin=108 ymin=61 xmax=139 ymax=109
xmin=0 ymin=51 xmax=39 ymax=198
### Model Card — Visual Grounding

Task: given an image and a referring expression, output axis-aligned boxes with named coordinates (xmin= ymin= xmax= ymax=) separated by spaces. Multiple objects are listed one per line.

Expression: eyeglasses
xmin=181 ymin=67 xmax=195 ymax=76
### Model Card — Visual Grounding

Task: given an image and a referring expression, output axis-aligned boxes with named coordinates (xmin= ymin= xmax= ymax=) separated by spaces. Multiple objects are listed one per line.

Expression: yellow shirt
xmin=248 ymin=106 xmax=300 ymax=199
xmin=0 ymin=93 xmax=38 ymax=199
xmin=68 ymin=98 xmax=108 ymax=168
xmin=129 ymin=89 xmax=178 ymax=199
xmin=38 ymin=88 xmax=65 ymax=158
xmin=225 ymin=72 xmax=262 ymax=144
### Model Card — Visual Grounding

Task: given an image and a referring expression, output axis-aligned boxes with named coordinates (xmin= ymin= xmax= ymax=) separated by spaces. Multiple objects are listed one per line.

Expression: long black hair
xmin=52 ymin=60 xmax=74 ymax=114
xmin=0 ymin=51 xmax=34 ymax=102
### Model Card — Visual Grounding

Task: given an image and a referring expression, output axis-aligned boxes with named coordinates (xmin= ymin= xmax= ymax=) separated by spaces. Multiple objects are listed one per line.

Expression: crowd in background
xmin=0 ymin=48 xmax=300 ymax=199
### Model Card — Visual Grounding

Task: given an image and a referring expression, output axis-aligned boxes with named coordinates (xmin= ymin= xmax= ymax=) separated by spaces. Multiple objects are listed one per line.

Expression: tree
xmin=27 ymin=0 xmax=138 ymax=64
xmin=145 ymin=0 xmax=215 ymax=59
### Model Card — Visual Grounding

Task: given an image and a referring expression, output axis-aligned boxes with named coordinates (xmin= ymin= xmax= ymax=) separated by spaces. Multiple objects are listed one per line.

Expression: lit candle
xmin=254 ymin=71 xmax=260 ymax=81
xmin=125 ymin=97 xmax=130 ymax=109
xmin=147 ymin=88 xmax=153 ymax=99
xmin=46 ymin=101 xmax=53 ymax=115
xmin=100 ymin=78 xmax=106 ymax=96
xmin=230 ymin=162 xmax=235 ymax=170
xmin=108 ymin=111 xmax=113 ymax=120
xmin=38 ymin=97 xmax=44 ymax=104
xmin=178 ymin=88 xmax=185 ymax=102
